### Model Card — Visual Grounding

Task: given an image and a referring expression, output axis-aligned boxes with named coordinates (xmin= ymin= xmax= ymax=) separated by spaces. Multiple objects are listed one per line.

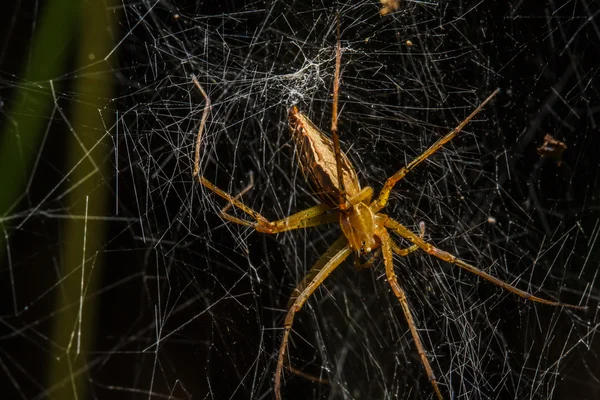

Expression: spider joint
xmin=254 ymin=219 xmax=276 ymax=233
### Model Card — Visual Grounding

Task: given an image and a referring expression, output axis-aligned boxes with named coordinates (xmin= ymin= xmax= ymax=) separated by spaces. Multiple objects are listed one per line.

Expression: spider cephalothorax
xmin=340 ymin=198 xmax=381 ymax=255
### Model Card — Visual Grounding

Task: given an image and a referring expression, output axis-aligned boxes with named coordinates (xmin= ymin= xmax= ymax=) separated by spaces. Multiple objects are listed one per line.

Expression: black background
xmin=1 ymin=1 xmax=599 ymax=399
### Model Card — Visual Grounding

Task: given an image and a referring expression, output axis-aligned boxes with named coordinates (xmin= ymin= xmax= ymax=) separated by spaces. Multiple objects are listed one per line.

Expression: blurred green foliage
xmin=0 ymin=0 xmax=117 ymax=398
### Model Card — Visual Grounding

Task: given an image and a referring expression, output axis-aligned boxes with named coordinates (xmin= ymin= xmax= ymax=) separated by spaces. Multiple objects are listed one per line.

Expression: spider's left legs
xmin=275 ymin=236 xmax=352 ymax=400
xmin=371 ymin=89 xmax=500 ymax=213
xmin=198 ymin=173 xmax=336 ymax=231
xmin=383 ymin=216 xmax=585 ymax=310
xmin=192 ymin=77 xmax=336 ymax=233
xmin=215 ymin=173 xmax=326 ymax=231
xmin=192 ymin=76 xmax=274 ymax=227
xmin=379 ymin=230 xmax=444 ymax=400
xmin=218 ymin=170 xmax=255 ymax=222
xmin=256 ymin=186 xmax=372 ymax=233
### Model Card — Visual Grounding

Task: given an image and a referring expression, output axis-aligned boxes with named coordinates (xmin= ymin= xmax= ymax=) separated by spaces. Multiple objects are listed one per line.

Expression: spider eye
xmin=359 ymin=240 xmax=369 ymax=254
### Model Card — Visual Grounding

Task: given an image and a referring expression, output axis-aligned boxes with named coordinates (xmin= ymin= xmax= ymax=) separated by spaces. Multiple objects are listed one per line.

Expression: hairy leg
xmin=200 ymin=172 xmax=337 ymax=232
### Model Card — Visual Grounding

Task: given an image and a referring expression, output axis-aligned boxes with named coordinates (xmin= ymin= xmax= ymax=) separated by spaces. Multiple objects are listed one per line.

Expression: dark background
xmin=1 ymin=1 xmax=599 ymax=399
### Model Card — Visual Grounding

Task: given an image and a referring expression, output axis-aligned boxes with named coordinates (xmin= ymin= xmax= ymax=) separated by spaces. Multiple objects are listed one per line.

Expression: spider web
xmin=1 ymin=1 xmax=599 ymax=399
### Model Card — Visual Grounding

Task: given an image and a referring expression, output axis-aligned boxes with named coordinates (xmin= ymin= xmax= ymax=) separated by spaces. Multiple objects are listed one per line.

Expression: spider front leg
xmin=372 ymin=89 xmax=500 ymax=213
xmin=192 ymin=77 xmax=338 ymax=233
xmin=379 ymin=229 xmax=444 ymax=400
xmin=383 ymin=216 xmax=586 ymax=310
xmin=275 ymin=236 xmax=352 ymax=400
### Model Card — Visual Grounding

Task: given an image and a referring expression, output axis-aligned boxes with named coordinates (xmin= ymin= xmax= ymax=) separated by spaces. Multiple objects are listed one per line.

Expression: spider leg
xmin=192 ymin=76 xmax=211 ymax=179
xmin=276 ymin=236 xmax=352 ymax=400
xmin=392 ymin=221 xmax=425 ymax=256
xmin=286 ymin=236 xmax=351 ymax=309
xmin=284 ymin=365 xmax=329 ymax=385
xmin=199 ymin=172 xmax=337 ymax=232
xmin=357 ymin=221 xmax=424 ymax=270
xmin=218 ymin=170 xmax=255 ymax=224
xmin=284 ymin=234 xmax=357 ymax=383
xmin=380 ymin=229 xmax=444 ymax=400
xmin=372 ymin=89 xmax=500 ymax=213
xmin=392 ymin=242 xmax=418 ymax=256
xmin=383 ymin=215 xmax=586 ymax=310
xmin=191 ymin=76 xmax=268 ymax=224
xmin=330 ymin=15 xmax=347 ymax=210
xmin=346 ymin=186 xmax=373 ymax=208
xmin=218 ymin=172 xmax=331 ymax=231
xmin=192 ymin=77 xmax=339 ymax=233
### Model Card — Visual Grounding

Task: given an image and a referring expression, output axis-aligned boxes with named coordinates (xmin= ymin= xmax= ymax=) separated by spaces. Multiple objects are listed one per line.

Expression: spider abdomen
xmin=288 ymin=106 xmax=361 ymax=207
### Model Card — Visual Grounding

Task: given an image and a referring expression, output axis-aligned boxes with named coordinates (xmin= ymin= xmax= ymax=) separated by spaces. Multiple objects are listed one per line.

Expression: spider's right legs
xmin=371 ymin=89 xmax=500 ymax=213
xmin=275 ymin=236 xmax=352 ymax=400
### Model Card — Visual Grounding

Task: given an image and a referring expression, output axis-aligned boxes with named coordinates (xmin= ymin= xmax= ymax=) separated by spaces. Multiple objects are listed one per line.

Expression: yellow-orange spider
xmin=191 ymin=33 xmax=584 ymax=400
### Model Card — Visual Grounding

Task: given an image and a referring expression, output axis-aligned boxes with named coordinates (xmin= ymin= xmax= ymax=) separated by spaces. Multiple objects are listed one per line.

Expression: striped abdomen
xmin=288 ymin=106 xmax=360 ymax=208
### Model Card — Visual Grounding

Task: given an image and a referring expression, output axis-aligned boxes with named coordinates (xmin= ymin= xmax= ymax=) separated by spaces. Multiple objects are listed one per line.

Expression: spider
xmin=191 ymin=32 xmax=584 ymax=400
